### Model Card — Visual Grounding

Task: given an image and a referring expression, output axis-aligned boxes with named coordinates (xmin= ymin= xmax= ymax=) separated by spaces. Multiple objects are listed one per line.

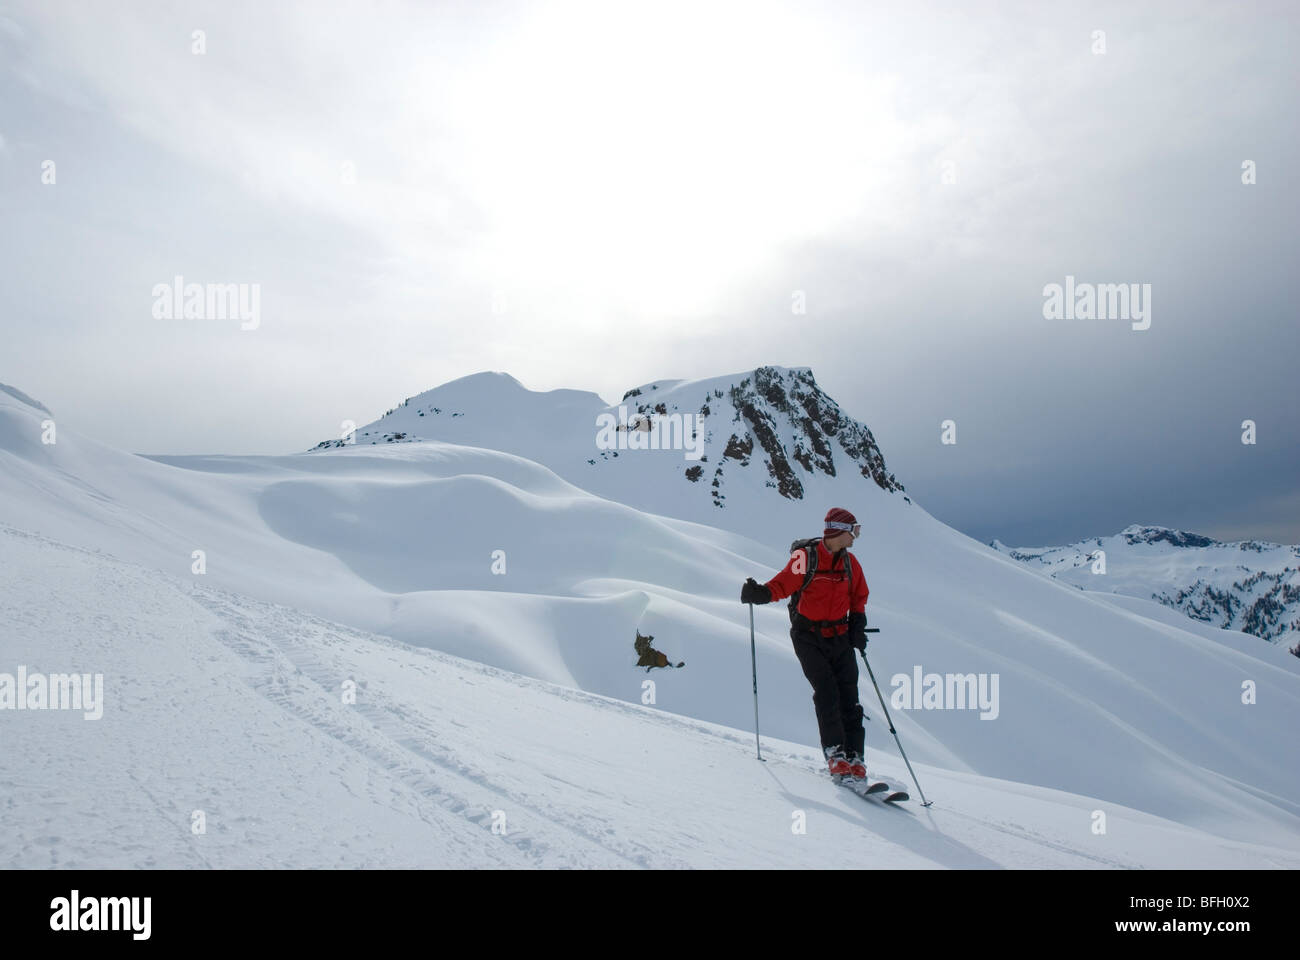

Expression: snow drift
xmin=2 ymin=369 xmax=1298 ymax=865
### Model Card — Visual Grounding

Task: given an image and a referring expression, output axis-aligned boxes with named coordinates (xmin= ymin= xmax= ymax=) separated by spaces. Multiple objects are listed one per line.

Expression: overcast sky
xmin=2 ymin=0 xmax=1297 ymax=547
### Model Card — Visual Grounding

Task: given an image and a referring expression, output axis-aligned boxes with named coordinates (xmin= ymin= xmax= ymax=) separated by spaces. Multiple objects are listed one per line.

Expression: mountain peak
xmin=310 ymin=365 xmax=905 ymax=528
xmin=610 ymin=365 xmax=904 ymax=506
xmin=1120 ymin=525 xmax=1218 ymax=548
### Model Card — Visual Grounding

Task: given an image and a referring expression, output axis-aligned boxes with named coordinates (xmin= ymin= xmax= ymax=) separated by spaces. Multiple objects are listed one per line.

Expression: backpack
xmin=786 ymin=537 xmax=854 ymax=629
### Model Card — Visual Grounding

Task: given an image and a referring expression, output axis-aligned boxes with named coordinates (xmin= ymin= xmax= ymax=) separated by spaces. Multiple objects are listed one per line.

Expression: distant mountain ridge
xmin=992 ymin=524 xmax=1300 ymax=654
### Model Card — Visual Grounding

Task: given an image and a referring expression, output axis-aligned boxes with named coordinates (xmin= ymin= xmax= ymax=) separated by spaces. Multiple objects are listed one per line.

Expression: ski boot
xmin=825 ymin=745 xmax=852 ymax=780
xmin=846 ymin=752 xmax=868 ymax=781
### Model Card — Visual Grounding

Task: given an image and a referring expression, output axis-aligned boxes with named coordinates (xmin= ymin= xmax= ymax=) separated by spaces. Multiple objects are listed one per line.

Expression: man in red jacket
xmin=741 ymin=507 xmax=870 ymax=780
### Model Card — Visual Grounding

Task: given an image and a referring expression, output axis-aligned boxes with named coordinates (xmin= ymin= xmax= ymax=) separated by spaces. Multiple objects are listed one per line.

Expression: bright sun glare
xmin=452 ymin=0 xmax=900 ymax=321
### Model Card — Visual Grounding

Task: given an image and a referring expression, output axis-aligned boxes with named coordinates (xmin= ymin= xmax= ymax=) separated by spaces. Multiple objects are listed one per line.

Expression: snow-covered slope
xmin=992 ymin=525 xmax=1300 ymax=653
xmin=4 ymin=525 xmax=1295 ymax=869
xmin=2 ymin=375 xmax=1299 ymax=862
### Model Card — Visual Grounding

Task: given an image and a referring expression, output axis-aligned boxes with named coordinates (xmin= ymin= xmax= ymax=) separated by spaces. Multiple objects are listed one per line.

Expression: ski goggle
xmin=825 ymin=521 xmax=861 ymax=536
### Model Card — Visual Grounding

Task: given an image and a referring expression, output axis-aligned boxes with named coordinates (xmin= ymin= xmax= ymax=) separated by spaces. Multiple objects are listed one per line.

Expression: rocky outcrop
xmin=721 ymin=367 xmax=904 ymax=500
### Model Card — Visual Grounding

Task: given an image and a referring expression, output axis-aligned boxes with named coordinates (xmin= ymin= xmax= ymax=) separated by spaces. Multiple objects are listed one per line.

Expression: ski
xmin=830 ymin=771 xmax=910 ymax=803
xmin=855 ymin=784 xmax=910 ymax=803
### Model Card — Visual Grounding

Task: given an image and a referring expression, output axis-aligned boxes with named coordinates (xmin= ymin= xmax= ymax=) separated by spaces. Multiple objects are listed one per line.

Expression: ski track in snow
xmin=5 ymin=525 xmax=1298 ymax=869
xmin=5 ymin=377 xmax=1300 ymax=859
xmin=194 ymin=592 xmax=672 ymax=868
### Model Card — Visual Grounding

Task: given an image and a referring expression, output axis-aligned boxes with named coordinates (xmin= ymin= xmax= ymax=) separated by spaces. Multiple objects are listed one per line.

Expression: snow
xmin=992 ymin=526 xmax=1300 ymax=645
xmin=2 ymin=373 xmax=1298 ymax=867
xmin=4 ymin=526 xmax=1295 ymax=869
xmin=0 ymin=382 xmax=51 ymax=415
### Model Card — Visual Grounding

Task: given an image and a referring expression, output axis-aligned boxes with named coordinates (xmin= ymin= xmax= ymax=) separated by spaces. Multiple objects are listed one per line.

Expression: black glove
xmin=848 ymin=611 xmax=869 ymax=651
xmin=741 ymin=578 xmax=773 ymax=605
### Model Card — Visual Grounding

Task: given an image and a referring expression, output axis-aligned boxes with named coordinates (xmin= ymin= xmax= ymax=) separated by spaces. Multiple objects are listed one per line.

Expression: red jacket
xmin=766 ymin=539 xmax=868 ymax=637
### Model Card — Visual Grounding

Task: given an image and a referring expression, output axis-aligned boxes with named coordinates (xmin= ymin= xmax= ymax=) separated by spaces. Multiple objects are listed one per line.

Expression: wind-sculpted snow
xmin=0 ymin=382 xmax=51 ymax=415
xmin=2 ymin=379 xmax=1299 ymax=858
xmin=4 ymin=526 xmax=1298 ymax=869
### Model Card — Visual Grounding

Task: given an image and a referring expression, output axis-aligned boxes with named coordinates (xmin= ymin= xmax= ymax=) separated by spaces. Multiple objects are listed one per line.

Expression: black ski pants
xmin=791 ymin=625 xmax=865 ymax=757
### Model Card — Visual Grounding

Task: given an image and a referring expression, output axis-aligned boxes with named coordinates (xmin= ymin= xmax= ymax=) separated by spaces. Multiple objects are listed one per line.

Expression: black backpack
xmin=786 ymin=537 xmax=854 ymax=629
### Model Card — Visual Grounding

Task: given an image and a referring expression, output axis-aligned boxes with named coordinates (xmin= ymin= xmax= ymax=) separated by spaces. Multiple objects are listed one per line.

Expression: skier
xmin=741 ymin=507 xmax=870 ymax=781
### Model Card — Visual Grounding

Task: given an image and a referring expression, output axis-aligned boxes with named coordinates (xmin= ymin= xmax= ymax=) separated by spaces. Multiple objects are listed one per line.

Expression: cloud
xmin=1202 ymin=490 xmax=1300 ymax=546
xmin=2 ymin=0 xmax=1297 ymax=552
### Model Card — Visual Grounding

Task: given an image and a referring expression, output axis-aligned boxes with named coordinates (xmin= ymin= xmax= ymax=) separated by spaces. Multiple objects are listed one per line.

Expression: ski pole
xmin=749 ymin=602 xmax=763 ymax=761
xmin=859 ymin=629 xmax=932 ymax=806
